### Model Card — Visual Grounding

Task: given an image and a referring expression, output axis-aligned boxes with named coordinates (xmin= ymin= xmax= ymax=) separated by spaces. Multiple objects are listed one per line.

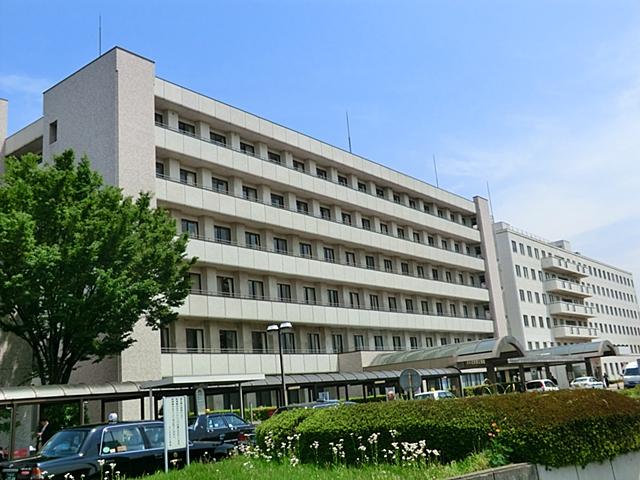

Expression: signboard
xmin=399 ymin=368 xmax=422 ymax=398
xmin=195 ymin=388 xmax=206 ymax=416
xmin=163 ymin=396 xmax=189 ymax=472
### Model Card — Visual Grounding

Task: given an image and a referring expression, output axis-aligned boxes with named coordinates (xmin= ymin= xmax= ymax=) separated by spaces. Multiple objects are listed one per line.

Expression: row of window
xmin=180 ymin=219 xmax=484 ymax=288
xmin=158 ymin=163 xmax=482 ymax=259
xmin=156 ymin=112 xmax=476 ymax=229
xmin=162 ymin=324 xmax=478 ymax=354
xmin=593 ymin=321 xmax=640 ymax=338
xmin=511 ymin=239 xmax=635 ymax=287
xmin=187 ymin=271 xmax=488 ymax=319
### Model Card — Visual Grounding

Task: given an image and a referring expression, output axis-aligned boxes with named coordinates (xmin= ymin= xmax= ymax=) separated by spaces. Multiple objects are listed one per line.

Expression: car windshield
xmin=625 ymin=367 xmax=639 ymax=376
xmin=40 ymin=430 xmax=89 ymax=457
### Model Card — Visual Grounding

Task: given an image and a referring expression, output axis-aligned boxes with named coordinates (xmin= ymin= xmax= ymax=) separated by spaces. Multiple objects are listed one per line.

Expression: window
xmin=155 ymin=113 xmax=164 ymax=124
xmin=515 ymin=265 xmax=521 ymax=277
xmin=523 ymin=315 xmax=529 ymax=327
xmin=437 ymin=209 xmax=444 ymax=218
xmin=345 ymin=252 xmax=356 ymax=265
xmin=273 ymin=237 xmax=288 ymax=254
xmin=155 ymin=162 xmax=165 ymax=176
xmin=220 ymin=330 xmax=238 ymax=352
xmin=436 ymin=302 xmax=443 ymax=315
xmin=401 ymin=263 xmax=410 ymax=275
xmin=534 ymin=248 xmax=540 ymax=259
xmin=384 ymin=259 xmax=393 ymax=272
xmin=324 ymin=247 xmax=335 ymax=263
xmin=299 ymin=242 xmax=312 ymax=258
xmin=519 ymin=243 xmax=525 ymax=254
xmin=531 ymin=316 xmax=537 ymax=327
xmin=362 ymin=218 xmax=371 ymax=230
xmin=441 ymin=240 xmax=448 ymax=250
xmin=449 ymin=304 xmax=457 ymax=316
xmin=376 ymin=187 xmax=384 ymax=197
xmin=397 ymin=228 xmax=405 ymax=238
xmin=463 ymin=305 xmax=469 ymax=317
xmin=210 ymin=132 xmax=226 ymax=145
xmin=425 ymin=337 xmax=433 ymax=347
xmin=332 ymin=334 xmax=344 ymax=353
xmin=388 ymin=297 xmax=397 ymax=311
xmin=410 ymin=336 xmax=418 ymax=349
xmin=308 ymin=333 xmax=321 ymax=352
xmin=354 ymin=335 xmax=365 ymax=351
xmin=358 ymin=182 xmax=367 ymax=192
xmin=421 ymin=301 xmax=429 ymax=314
xmin=349 ymin=292 xmax=361 ymax=308
xmin=180 ymin=169 xmax=197 ymax=185
xmin=245 ymin=232 xmax=261 ymax=249
xmin=277 ymin=283 xmax=292 ymax=301
xmin=527 ymin=245 xmax=533 ymax=257
xmin=393 ymin=194 xmax=401 ymax=203
xmin=186 ymin=328 xmax=204 ymax=352
xmin=523 ymin=267 xmax=529 ymax=279
xmin=440 ymin=337 xmax=448 ymax=346
xmin=341 ymin=213 xmax=352 ymax=225
xmin=417 ymin=266 xmax=425 ymax=277
xmin=392 ymin=336 xmax=402 ymax=350
xmin=338 ymin=175 xmax=348 ymax=186
xmin=271 ymin=194 xmax=285 ymax=208
xmin=445 ymin=271 xmax=452 ymax=283
xmin=252 ymin=331 xmax=267 ymax=353
xmin=293 ymin=160 xmax=305 ymax=172
xmin=519 ymin=289 xmax=525 ymax=301
xmin=160 ymin=327 xmax=171 ymax=349
xmin=240 ymin=142 xmax=255 ymax=155
xmin=413 ymin=232 xmax=420 ymax=242
xmin=214 ymin=226 xmax=231 ymax=243
xmin=320 ymin=207 xmax=331 ymax=220
xmin=188 ymin=273 xmax=201 ymax=291
xmin=380 ymin=223 xmax=389 ymax=234
xmin=316 ymin=168 xmax=328 ymax=179
xmin=432 ymin=269 xmax=439 ymax=280
xmin=365 ymin=256 xmax=375 ymax=270
xmin=427 ymin=236 xmax=435 ymax=246
xmin=268 ymin=151 xmax=281 ymax=164
xmin=405 ymin=299 xmax=414 ymax=312
xmin=303 ymin=287 xmax=317 ymax=304
xmin=296 ymin=200 xmax=309 ymax=214
xmin=409 ymin=199 xmax=417 ymax=209
xmin=212 ymin=176 xmax=229 ymax=193
xmin=535 ymin=292 xmax=540 ymax=304
xmin=527 ymin=291 xmax=533 ymax=302
xmin=327 ymin=289 xmax=339 ymax=306
xmin=102 ymin=426 xmax=146 ymax=453
xmin=181 ymin=219 xmax=199 ymax=236
xmin=178 ymin=121 xmax=195 ymax=135
xmin=369 ymin=294 xmax=380 ymax=310
xmin=217 ymin=276 xmax=234 ymax=296
xmin=248 ymin=280 xmax=264 ymax=299
xmin=374 ymin=335 xmax=385 ymax=350
xmin=242 ymin=186 xmax=258 ymax=201
xmin=511 ymin=240 xmax=517 ymax=253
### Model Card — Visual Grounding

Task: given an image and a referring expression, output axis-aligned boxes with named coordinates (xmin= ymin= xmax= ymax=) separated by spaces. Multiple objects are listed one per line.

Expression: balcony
xmin=551 ymin=325 xmax=599 ymax=341
xmin=548 ymin=302 xmax=595 ymax=319
xmin=541 ymin=257 xmax=588 ymax=278
xmin=543 ymin=279 xmax=592 ymax=298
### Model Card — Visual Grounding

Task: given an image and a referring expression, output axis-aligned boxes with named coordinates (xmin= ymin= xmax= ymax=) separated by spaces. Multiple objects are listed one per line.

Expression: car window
xmin=101 ymin=426 xmax=146 ymax=454
xmin=207 ymin=415 xmax=226 ymax=429
xmin=543 ymin=381 xmax=554 ymax=387
xmin=41 ymin=430 xmax=89 ymax=457
xmin=142 ymin=425 xmax=164 ymax=449
xmin=223 ymin=415 xmax=246 ymax=427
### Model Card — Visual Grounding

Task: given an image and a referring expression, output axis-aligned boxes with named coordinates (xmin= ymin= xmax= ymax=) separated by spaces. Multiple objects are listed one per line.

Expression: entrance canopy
xmin=366 ymin=336 xmax=525 ymax=371
xmin=508 ymin=340 xmax=619 ymax=368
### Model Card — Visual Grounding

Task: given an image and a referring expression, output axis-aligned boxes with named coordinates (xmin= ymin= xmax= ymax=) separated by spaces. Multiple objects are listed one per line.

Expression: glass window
xmin=217 ymin=276 xmax=234 ymax=296
xmin=357 ymin=182 xmax=367 ymax=192
xmin=320 ymin=207 xmax=331 ymax=220
xmin=282 ymin=332 xmax=295 ymax=352
xmin=405 ymin=299 xmax=414 ymax=312
xmin=393 ymin=194 xmax=401 ymax=203
xmin=293 ymin=160 xmax=305 ymax=172
xmin=186 ymin=328 xmax=204 ymax=352
xmin=374 ymin=335 xmax=384 ymax=350
xmin=242 ymin=186 xmax=258 ymax=201
xmin=332 ymin=334 xmax=344 ymax=353
xmin=299 ymin=242 xmax=312 ymax=258
xmin=425 ymin=337 xmax=433 ymax=347
xmin=179 ymin=169 xmax=197 ymax=185
xmin=421 ymin=301 xmax=429 ymax=314
xmin=271 ymin=194 xmax=285 ymax=208
xmin=296 ymin=201 xmax=309 ymax=214
xmin=43 ymin=430 xmax=89 ymax=457
xmin=245 ymin=232 xmax=261 ymax=249
xmin=155 ymin=162 xmax=165 ymax=176
xmin=304 ymin=287 xmax=316 ymax=304
xmin=188 ymin=273 xmax=201 ymax=291
xmin=248 ymin=280 xmax=264 ymax=299
xmin=397 ymin=228 xmax=405 ymax=238
xmin=141 ymin=425 xmax=164 ymax=449
xmin=384 ymin=259 xmax=393 ymax=272
xmin=212 ymin=176 xmax=229 ymax=193
xmin=101 ymin=426 xmax=145 ymax=454
xmin=341 ymin=213 xmax=352 ymax=225
xmin=354 ymin=335 xmax=365 ymax=351
xmin=268 ymin=151 xmax=281 ymax=164
xmin=274 ymin=237 xmax=288 ymax=254
xmin=345 ymin=252 xmax=356 ymax=265
xmin=349 ymin=292 xmax=361 ymax=308
xmin=210 ymin=132 xmax=226 ymax=145
xmin=307 ymin=333 xmax=321 ymax=352
xmin=220 ymin=330 xmax=238 ymax=351
xmin=155 ymin=113 xmax=164 ymax=125
xmin=410 ymin=337 xmax=418 ymax=349
xmin=369 ymin=294 xmax=380 ymax=310
xmin=316 ymin=168 xmax=328 ymax=179
xmin=327 ymin=289 xmax=339 ymax=306
xmin=338 ymin=175 xmax=348 ymax=186
xmin=178 ymin=121 xmax=195 ymax=135
xmin=388 ymin=297 xmax=397 ymax=311
xmin=376 ymin=187 xmax=384 ymax=197
xmin=380 ymin=223 xmax=389 ymax=234
xmin=361 ymin=218 xmax=371 ymax=230
xmin=277 ymin=283 xmax=291 ymax=301
xmin=365 ymin=256 xmax=375 ymax=270
xmin=181 ymin=219 xmax=199 ymax=237
xmin=223 ymin=414 xmax=247 ymax=428
xmin=401 ymin=263 xmax=410 ymax=275
xmin=214 ymin=226 xmax=231 ymax=243
xmin=240 ymin=142 xmax=255 ymax=155
xmin=393 ymin=336 xmax=402 ymax=350
xmin=324 ymin=248 xmax=335 ymax=263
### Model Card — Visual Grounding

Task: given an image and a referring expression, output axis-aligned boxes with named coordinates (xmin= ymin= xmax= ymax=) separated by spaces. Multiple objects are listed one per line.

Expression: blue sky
xmin=1 ymin=0 xmax=640 ymax=283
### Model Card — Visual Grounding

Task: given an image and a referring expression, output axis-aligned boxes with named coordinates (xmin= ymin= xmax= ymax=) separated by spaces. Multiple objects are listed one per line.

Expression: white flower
xmin=290 ymin=456 xmax=300 ymax=467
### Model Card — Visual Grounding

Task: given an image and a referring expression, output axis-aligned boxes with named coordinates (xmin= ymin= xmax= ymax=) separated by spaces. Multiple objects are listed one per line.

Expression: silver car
xmin=570 ymin=376 xmax=605 ymax=389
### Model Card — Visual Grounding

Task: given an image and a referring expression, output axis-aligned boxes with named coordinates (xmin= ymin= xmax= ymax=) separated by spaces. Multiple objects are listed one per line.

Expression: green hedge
xmin=256 ymin=390 xmax=640 ymax=468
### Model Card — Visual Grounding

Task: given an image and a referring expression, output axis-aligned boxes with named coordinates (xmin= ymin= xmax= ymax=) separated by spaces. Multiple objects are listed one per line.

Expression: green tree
xmin=0 ymin=150 xmax=195 ymax=384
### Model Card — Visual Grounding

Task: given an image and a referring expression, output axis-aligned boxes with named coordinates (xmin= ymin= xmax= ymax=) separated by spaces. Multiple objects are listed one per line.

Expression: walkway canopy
xmin=366 ymin=336 xmax=525 ymax=371
xmin=508 ymin=340 xmax=619 ymax=368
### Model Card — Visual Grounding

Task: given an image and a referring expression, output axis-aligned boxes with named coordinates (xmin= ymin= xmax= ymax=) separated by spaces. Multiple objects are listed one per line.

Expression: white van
xmin=623 ymin=361 xmax=640 ymax=389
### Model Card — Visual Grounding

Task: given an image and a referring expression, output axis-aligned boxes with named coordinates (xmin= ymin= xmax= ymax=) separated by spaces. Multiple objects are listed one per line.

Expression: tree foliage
xmin=0 ymin=150 xmax=195 ymax=384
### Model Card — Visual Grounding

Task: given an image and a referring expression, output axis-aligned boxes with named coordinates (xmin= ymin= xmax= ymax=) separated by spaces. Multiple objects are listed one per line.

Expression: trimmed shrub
xmin=256 ymin=408 xmax=317 ymax=450
xmin=256 ymin=389 xmax=640 ymax=468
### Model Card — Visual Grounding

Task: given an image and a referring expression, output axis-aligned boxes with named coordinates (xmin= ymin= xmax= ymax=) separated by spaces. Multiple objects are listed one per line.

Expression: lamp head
xmin=267 ymin=324 xmax=279 ymax=332
xmin=280 ymin=322 xmax=293 ymax=330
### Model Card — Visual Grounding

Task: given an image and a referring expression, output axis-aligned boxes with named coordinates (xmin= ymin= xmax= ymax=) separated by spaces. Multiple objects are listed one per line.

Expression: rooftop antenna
xmin=345 ymin=111 xmax=352 ymax=153
xmin=98 ymin=15 xmax=102 ymax=55
xmin=432 ymin=154 xmax=440 ymax=188
xmin=486 ymin=180 xmax=495 ymax=218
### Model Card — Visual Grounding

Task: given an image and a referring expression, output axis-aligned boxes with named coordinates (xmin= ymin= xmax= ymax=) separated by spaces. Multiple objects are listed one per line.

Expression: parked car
xmin=414 ymin=390 xmax=456 ymax=400
xmin=273 ymin=399 xmax=356 ymax=415
xmin=188 ymin=413 xmax=255 ymax=445
xmin=525 ymin=379 xmax=559 ymax=392
xmin=570 ymin=376 xmax=605 ymax=389
xmin=623 ymin=361 xmax=640 ymax=389
xmin=0 ymin=420 xmax=231 ymax=480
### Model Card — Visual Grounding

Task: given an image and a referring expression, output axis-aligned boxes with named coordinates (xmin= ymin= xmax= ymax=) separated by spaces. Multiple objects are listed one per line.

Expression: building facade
xmin=494 ymin=222 xmax=640 ymax=382
xmin=0 ymin=48 xmax=507 ymax=404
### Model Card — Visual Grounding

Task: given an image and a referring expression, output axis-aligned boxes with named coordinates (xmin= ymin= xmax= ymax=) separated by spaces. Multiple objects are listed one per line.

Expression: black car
xmin=189 ymin=413 xmax=255 ymax=445
xmin=0 ymin=420 xmax=232 ymax=480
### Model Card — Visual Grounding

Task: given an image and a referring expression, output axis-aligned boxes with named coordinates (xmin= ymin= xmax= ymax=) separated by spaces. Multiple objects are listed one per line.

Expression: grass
xmin=141 ymin=451 xmax=492 ymax=480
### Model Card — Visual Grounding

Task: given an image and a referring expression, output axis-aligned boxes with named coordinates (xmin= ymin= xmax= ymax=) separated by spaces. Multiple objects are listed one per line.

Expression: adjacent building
xmin=0 ymin=48 xmax=507 ymax=406
xmin=494 ymin=222 xmax=640 ymax=382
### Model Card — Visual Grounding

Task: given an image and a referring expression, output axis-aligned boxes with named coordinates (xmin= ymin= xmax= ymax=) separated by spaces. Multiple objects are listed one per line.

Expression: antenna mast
xmin=345 ymin=111 xmax=352 ymax=153
xmin=432 ymin=154 xmax=439 ymax=188
xmin=98 ymin=15 xmax=102 ymax=55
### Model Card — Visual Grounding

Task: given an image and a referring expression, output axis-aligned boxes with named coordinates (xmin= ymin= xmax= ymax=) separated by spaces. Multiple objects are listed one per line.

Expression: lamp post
xmin=267 ymin=322 xmax=293 ymax=406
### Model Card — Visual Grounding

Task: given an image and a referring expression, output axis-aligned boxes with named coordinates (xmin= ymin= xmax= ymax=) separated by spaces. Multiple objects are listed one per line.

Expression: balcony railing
xmin=187 ymin=289 xmax=492 ymax=321
xmin=551 ymin=324 xmax=599 ymax=340
xmin=155 ymin=121 xmax=478 ymax=231
xmin=548 ymin=302 xmax=595 ymax=318
xmin=543 ymin=278 xmax=592 ymax=298
xmin=541 ymin=256 xmax=589 ymax=278
xmin=161 ymin=345 xmax=423 ymax=355
xmin=184 ymin=233 xmax=488 ymax=290
xmin=157 ymin=173 xmax=483 ymax=260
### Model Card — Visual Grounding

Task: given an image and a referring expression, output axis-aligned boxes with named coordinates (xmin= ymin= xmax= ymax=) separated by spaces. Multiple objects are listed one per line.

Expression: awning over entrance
xmin=366 ymin=336 xmax=525 ymax=371
xmin=507 ymin=340 xmax=619 ymax=368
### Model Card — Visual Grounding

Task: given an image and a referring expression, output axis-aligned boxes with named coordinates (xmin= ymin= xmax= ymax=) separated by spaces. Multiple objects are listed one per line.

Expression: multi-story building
xmin=494 ymin=222 xmax=640 ymax=382
xmin=0 ymin=47 xmax=507 ymax=405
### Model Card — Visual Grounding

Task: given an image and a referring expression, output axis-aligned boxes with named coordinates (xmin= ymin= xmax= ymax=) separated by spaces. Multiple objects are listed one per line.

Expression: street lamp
xmin=267 ymin=322 xmax=293 ymax=406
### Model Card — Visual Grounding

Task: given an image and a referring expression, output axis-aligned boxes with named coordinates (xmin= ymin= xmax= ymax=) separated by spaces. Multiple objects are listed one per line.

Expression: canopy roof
xmin=523 ymin=340 xmax=618 ymax=359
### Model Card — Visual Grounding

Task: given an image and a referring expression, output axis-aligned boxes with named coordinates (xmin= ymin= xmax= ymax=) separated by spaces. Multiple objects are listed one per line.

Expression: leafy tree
xmin=0 ymin=150 xmax=195 ymax=384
